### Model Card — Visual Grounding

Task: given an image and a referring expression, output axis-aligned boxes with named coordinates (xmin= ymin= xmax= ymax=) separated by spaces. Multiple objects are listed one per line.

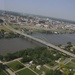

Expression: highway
xmin=4 ymin=24 xmax=75 ymax=58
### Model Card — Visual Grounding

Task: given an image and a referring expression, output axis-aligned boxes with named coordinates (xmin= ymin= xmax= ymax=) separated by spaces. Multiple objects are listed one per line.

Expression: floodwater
xmin=0 ymin=33 xmax=75 ymax=55
xmin=0 ymin=38 xmax=38 ymax=55
xmin=31 ymin=33 xmax=75 ymax=45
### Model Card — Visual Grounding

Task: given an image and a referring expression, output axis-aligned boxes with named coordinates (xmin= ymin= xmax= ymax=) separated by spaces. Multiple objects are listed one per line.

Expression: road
xmin=3 ymin=57 xmax=39 ymax=75
xmin=1 ymin=61 xmax=16 ymax=75
xmin=4 ymin=24 xmax=75 ymax=58
xmin=52 ymin=57 xmax=73 ymax=70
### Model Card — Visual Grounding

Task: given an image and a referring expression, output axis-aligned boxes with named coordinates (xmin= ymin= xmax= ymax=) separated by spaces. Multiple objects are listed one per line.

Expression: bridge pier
xmin=47 ymin=45 xmax=52 ymax=49
xmin=28 ymin=38 xmax=32 ymax=42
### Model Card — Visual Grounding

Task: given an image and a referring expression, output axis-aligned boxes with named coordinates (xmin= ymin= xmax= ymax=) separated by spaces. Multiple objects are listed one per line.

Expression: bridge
xmin=4 ymin=24 xmax=75 ymax=58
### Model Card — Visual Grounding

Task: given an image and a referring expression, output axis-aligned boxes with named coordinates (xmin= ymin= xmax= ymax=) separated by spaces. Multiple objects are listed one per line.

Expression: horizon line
xmin=0 ymin=9 xmax=75 ymax=23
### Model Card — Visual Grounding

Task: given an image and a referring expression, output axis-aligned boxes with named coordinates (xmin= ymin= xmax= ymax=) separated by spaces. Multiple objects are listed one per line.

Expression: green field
xmin=16 ymin=68 xmax=36 ymax=75
xmin=0 ymin=26 xmax=11 ymax=32
xmin=0 ymin=69 xmax=7 ymax=75
xmin=71 ymin=59 xmax=75 ymax=63
xmin=7 ymin=61 xmax=24 ymax=71
xmin=65 ymin=62 xmax=75 ymax=70
xmin=30 ymin=65 xmax=48 ymax=75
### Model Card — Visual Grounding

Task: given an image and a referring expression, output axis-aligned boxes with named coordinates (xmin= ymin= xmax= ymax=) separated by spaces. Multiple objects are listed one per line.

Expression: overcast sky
xmin=0 ymin=0 xmax=75 ymax=21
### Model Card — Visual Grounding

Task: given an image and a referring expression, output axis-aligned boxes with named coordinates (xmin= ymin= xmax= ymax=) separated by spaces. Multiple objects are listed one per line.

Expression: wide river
xmin=0 ymin=38 xmax=38 ymax=55
xmin=0 ymin=33 xmax=75 ymax=55
xmin=31 ymin=33 xmax=75 ymax=45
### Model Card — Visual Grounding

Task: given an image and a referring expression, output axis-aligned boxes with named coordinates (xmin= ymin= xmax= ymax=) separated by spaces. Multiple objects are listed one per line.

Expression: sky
xmin=0 ymin=0 xmax=75 ymax=21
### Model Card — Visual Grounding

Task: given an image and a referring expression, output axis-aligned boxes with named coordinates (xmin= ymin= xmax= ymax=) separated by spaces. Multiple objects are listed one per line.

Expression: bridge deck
xmin=4 ymin=24 xmax=75 ymax=58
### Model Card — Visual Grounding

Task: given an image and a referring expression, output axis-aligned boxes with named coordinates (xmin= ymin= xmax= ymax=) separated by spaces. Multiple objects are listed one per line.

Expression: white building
xmin=36 ymin=65 xmax=41 ymax=70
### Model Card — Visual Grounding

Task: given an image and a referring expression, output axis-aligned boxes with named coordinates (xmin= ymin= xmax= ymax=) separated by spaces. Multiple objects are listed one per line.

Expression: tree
xmin=67 ymin=42 xmax=72 ymax=47
xmin=69 ymin=71 xmax=74 ymax=75
xmin=58 ymin=44 xmax=62 ymax=47
xmin=54 ymin=70 xmax=62 ymax=75
xmin=0 ymin=63 xmax=4 ymax=69
xmin=0 ymin=29 xmax=5 ymax=38
xmin=45 ymin=70 xmax=53 ymax=75
xmin=58 ymin=62 xmax=64 ymax=69
xmin=0 ymin=55 xmax=3 ymax=60
xmin=21 ymin=56 xmax=32 ymax=63
xmin=0 ymin=19 xmax=3 ymax=23
xmin=73 ymin=48 xmax=75 ymax=53
xmin=67 ymin=42 xmax=71 ymax=45
xmin=62 ymin=68 xmax=70 ymax=75
xmin=4 ymin=53 xmax=16 ymax=61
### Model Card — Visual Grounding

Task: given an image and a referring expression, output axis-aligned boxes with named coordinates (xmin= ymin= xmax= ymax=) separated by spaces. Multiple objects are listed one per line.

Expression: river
xmin=0 ymin=33 xmax=75 ymax=55
xmin=0 ymin=38 xmax=38 ymax=55
xmin=31 ymin=33 xmax=75 ymax=45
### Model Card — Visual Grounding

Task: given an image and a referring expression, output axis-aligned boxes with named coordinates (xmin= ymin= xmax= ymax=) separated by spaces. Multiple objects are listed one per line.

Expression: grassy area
xmin=65 ymin=62 xmax=75 ymax=69
xmin=0 ymin=26 xmax=11 ymax=32
xmin=55 ymin=29 xmax=74 ymax=34
xmin=46 ymin=61 xmax=58 ymax=68
xmin=30 ymin=65 xmax=48 ymax=75
xmin=16 ymin=68 xmax=36 ymax=75
xmin=7 ymin=61 xmax=24 ymax=71
xmin=71 ymin=59 xmax=75 ymax=63
xmin=60 ymin=59 xmax=75 ymax=74
xmin=0 ymin=69 xmax=7 ymax=75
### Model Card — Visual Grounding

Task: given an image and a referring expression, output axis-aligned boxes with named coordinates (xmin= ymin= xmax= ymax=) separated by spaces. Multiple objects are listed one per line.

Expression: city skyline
xmin=0 ymin=0 xmax=75 ymax=21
